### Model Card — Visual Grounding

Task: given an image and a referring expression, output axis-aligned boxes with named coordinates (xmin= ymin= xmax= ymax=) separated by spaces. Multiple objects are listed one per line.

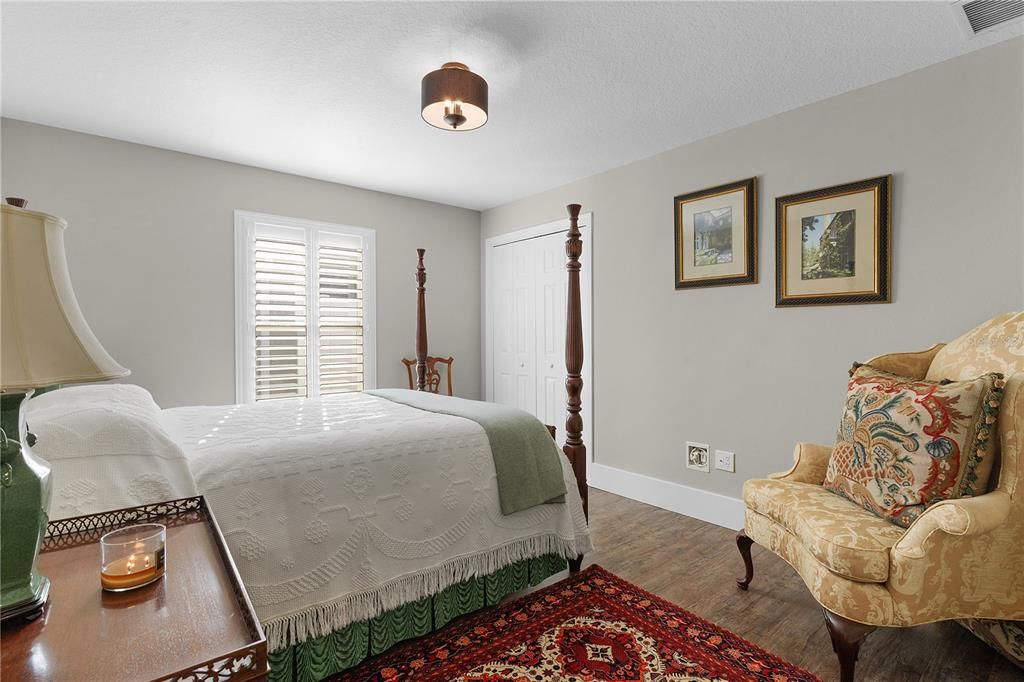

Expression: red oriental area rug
xmin=336 ymin=564 xmax=819 ymax=681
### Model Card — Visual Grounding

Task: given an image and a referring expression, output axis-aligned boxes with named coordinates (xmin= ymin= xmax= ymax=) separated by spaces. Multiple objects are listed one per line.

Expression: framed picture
xmin=686 ymin=441 xmax=710 ymax=473
xmin=673 ymin=178 xmax=757 ymax=289
xmin=775 ymin=175 xmax=892 ymax=307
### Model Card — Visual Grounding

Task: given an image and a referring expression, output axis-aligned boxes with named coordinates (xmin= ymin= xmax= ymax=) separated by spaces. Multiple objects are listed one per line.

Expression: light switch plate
xmin=715 ymin=450 xmax=735 ymax=473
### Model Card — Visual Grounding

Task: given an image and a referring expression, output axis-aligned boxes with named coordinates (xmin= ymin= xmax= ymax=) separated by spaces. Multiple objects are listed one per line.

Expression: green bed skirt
xmin=267 ymin=554 xmax=568 ymax=682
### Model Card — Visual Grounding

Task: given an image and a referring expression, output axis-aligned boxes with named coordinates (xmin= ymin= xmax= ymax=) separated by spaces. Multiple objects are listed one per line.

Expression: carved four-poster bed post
xmin=563 ymin=204 xmax=587 ymax=574
xmin=563 ymin=204 xmax=588 ymax=522
xmin=414 ymin=248 xmax=428 ymax=391
xmin=413 ymin=202 xmax=588 ymax=572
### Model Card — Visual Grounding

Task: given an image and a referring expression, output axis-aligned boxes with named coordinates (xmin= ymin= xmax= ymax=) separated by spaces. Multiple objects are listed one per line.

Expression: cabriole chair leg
xmin=822 ymin=608 xmax=876 ymax=682
xmin=568 ymin=555 xmax=583 ymax=574
xmin=735 ymin=529 xmax=754 ymax=590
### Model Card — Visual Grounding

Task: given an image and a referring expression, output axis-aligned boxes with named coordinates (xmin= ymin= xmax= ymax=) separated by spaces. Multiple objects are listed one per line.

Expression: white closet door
xmin=535 ymin=233 xmax=568 ymax=430
xmin=491 ymin=241 xmax=517 ymax=407
xmin=511 ymin=240 xmax=538 ymax=414
xmin=491 ymin=238 xmax=540 ymax=413
xmin=490 ymin=231 xmax=568 ymax=427
xmin=486 ymin=215 xmax=592 ymax=464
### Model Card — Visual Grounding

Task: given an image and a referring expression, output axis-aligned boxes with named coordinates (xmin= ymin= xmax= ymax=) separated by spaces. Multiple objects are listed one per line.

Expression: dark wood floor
xmin=572 ymin=488 xmax=1022 ymax=681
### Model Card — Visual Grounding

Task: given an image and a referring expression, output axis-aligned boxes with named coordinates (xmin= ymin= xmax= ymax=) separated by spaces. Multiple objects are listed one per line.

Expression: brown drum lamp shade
xmin=421 ymin=62 xmax=488 ymax=131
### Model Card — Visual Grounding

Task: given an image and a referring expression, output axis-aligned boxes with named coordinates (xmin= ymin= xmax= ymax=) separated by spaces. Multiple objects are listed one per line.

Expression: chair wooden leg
xmin=568 ymin=555 xmax=583 ymax=574
xmin=735 ymin=529 xmax=754 ymax=590
xmin=823 ymin=609 xmax=876 ymax=682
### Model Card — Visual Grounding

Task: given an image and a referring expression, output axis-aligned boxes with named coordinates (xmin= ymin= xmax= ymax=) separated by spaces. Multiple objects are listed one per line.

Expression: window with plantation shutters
xmin=235 ymin=212 xmax=376 ymax=403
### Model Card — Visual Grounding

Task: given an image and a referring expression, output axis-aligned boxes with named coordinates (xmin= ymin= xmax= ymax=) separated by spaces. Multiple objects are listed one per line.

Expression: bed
xmin=27 ymin=204 xmax=592 ymax=681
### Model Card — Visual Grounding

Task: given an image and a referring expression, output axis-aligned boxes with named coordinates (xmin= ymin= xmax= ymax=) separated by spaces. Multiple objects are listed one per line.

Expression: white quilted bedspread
xmin=161 ymin=392 xmax=591 ymax=649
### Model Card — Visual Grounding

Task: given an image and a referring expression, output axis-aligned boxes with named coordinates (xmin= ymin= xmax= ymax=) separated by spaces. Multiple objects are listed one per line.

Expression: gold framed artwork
xmin=673 ymin=177 xmax=757 ymax=289
xmin=775 ymin=175 xmax=892 ymax=307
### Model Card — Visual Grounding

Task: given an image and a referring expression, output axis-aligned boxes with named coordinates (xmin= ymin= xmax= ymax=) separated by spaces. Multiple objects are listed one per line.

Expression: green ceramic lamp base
xmin=0 ymin=390 xmax=52 ymax=623
xmin=0 ymin=574 xmax=49 ymax=622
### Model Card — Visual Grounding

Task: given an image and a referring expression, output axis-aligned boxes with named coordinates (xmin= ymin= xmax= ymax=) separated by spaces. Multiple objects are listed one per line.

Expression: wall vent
xmin=953 ymin=0 xmax=1024 ymax=36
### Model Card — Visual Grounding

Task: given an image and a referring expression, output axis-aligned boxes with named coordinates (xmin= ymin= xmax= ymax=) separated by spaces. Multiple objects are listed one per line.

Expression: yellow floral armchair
xmin=737 ymin=312 xmax=1024 ymax=681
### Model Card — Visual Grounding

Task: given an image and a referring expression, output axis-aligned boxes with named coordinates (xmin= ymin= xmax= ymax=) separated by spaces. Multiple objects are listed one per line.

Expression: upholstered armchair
xmin=737 ymin=312 xmax=1024 ymax=681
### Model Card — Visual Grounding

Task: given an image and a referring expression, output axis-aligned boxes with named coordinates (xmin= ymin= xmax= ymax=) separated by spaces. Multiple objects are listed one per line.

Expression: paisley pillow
xmin=824 ymin=364 xmax=1004 ymax=527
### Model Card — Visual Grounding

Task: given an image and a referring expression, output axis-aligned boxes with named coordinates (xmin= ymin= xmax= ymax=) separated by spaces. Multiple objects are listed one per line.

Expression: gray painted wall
xmin=482 ymin=39 xmax=1024 ymax=499
xmin=1 ymin=119 xmax=482 ymax=407
xmin=3 ymin=40 xmax=1020 ymax=502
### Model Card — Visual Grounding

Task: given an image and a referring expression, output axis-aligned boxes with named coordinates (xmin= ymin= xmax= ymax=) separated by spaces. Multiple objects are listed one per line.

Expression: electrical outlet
xmin=715 ymin=450 xmax=735 ymax=473
xmin=686 ymin=442 xmax=710 ymax=473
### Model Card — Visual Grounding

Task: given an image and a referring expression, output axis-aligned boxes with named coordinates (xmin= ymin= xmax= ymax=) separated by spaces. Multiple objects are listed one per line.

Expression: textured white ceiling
xmin=2 ymin=2 xmax=1020 ymax=210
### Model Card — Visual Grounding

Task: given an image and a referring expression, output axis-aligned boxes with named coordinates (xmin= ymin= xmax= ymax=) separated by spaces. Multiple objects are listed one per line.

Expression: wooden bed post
xmin=415 ymin=248 xmax=428 ymax=391
xmin=564 ymin=204 xmax=588 ymax=523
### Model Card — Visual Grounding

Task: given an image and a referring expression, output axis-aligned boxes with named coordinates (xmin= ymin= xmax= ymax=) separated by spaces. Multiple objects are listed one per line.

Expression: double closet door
xmin=490 ymin=231 xmax=569 ymax=430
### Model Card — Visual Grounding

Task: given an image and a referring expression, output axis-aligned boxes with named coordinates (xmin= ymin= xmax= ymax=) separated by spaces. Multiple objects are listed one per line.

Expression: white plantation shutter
xmin=318 ymin=238 xmax=365 ymax=394
xmin=253 ymin=230 xmax=308 ymax=400
xmin=235 ymin=212 xmax=375 ymax=403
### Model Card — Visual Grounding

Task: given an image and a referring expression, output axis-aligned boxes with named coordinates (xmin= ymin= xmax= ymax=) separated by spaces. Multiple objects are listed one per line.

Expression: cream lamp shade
xmin=1 ymin=204 xmax=129 ymax=390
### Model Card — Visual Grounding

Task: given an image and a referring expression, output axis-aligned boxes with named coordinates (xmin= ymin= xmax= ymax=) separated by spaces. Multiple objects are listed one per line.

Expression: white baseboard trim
xmin=589 ymin=463 xmax=745 ymax=531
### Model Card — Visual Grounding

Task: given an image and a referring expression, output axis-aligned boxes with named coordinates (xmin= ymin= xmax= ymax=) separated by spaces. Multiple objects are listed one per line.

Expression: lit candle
xmin=99 ymin=524 xmax=166 ymax=592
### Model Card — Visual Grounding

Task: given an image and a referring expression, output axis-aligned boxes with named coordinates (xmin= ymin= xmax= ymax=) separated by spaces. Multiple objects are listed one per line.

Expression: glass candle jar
xmin=99 ymin=524 xmax=166 ymax=592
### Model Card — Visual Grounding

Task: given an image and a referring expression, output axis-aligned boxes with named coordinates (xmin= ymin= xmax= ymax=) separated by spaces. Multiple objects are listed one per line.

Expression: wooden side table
xmin=0 ymin=497 xmax=267 ymax=681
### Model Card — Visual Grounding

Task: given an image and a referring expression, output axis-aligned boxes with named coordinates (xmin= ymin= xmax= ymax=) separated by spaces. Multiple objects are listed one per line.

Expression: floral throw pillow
xmin=824 ymin=364 xmax=1004 ymax=527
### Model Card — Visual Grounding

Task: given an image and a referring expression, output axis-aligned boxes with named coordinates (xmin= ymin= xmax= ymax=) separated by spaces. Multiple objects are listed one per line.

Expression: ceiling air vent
xmin=953 ymin=0 xmax=1024 ymax=36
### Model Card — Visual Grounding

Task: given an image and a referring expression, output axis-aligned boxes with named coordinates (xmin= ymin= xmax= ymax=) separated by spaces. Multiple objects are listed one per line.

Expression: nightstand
xmin=0 ymin=497 xmax=268 ymax=681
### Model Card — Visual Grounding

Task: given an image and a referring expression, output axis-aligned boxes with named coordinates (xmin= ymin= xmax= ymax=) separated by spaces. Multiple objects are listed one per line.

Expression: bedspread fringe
xmin=262 ymin=532 xmax=590 ymax=651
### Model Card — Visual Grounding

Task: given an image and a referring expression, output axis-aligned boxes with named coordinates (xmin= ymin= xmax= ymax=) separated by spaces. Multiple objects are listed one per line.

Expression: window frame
xmin=234 ymin=210 xmax=377 ymax=404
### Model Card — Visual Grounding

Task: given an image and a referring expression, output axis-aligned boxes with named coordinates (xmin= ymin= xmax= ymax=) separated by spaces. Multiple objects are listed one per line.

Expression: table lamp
xmin=1 ymin=199 xmax=129 ymax=621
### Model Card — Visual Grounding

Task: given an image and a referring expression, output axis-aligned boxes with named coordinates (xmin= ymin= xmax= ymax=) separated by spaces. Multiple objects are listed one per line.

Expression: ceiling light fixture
xmin=421 ymin=62 xmax=488 ymax=131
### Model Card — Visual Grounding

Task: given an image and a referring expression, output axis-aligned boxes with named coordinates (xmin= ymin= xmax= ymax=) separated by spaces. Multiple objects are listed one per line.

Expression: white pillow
xmin=26 ymin=384 xmax=198 ymax=520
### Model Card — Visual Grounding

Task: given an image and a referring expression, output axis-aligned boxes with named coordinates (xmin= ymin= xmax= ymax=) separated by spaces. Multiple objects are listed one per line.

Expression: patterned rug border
xmin=334 ymin=563 xmax=821 ymax=681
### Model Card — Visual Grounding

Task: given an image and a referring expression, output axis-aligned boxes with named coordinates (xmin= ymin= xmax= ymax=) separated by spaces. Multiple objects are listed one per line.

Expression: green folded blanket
xmin=367 ymin=389 xmax=567 ymax=515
